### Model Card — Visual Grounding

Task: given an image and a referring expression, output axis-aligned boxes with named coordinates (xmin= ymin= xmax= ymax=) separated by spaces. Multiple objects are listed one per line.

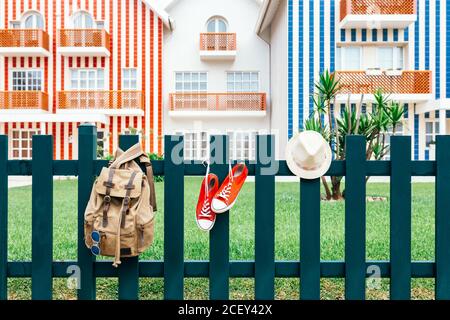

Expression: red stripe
xmin=93 ymin=0 xmax=97 ymax=18
xmin=37 ymin=58 xmax=41 ymax=68
xmin=4 ymin=124 xmax=8 ymax=135
xmin=68 ymin=57 xmax=73 ymax=68
xmin=133 ymin=0 xmax=137 ymax=68
xmin=60 ymin=125 xmax=64 ymax=160
xmin=125 ymin=117 xmax=129 ymax=131
xmin=20 ymin=57 xmax=24 ymax=68
xmin=77 ymin=57 xmax=81 ymax=68
xmin=158 ymin=19 xmax=163 ymax=155
xmin=69 ymin=123 xmax=73 ymax=160
xmin=109 ymin=0 xmax=114 ymax=153
xmin=118 ymin=0 xmax=122 ymax=87
xmin=93 ymin=57 xmax=97 ymax=68
xmin=150 ymin=11 xmax=154 ymax=152
xmin=12 ymin=57 xmax=16 ymax=68
xmin=125 ymin=0 xmax=129 ymax=68
xmin=28 ymin=57 xmax=32 ymax=68
xmin=61 ymin=58 xmax=65 ymax=90
xmin=102 ymin=0 xmax=105 ymax=20
xmin=141 ymin=4 xmax=146 ymax=152
xmin=44 ymin=58 xmax=48 ymax=92
xmin=20 ymin=0 xmax=24 ymax=16
xmin=4 ymin=0 xmax=8 ymax=28
xmin=101 ymin=57 xmax=105 ymax=68
xmin=109 ymin=117 xmax=113 ymax=154
xmin=4 ymin=58 xmax=8 ymax=90
xmin=85 ymin=57 xmax=89 ymax=67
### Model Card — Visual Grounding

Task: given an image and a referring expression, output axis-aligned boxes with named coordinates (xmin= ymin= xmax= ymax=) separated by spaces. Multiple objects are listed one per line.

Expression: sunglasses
xmin=91 ymin=230 xmax=101 ymax=256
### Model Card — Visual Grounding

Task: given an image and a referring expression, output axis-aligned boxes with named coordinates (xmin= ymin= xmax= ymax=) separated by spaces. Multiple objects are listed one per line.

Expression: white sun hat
xmin=285 ymin=130 xmax=332 ymax=180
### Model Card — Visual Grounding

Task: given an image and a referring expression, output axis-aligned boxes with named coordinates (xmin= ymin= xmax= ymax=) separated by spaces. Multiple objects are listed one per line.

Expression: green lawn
xmin=7 ymin=178 xmax=436 ymax=300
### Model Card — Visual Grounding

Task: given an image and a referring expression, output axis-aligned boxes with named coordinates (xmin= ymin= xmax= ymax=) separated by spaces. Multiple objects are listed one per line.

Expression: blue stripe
xmin=425 ymin=0 xmax=430 ymax=70
xmin=414 ymin=114 xmax=419 ymax=160
xmin=361 ymin=29 xmax=367 ymax=42
xmin=447 ymin=0 xmax=450 ymax=98
xmin=341 ymin=29 xmax=345 ymax=42
xmin=404 ymin=103 xmax=409 ymax=118
xmin=425 ymin=149 xmax=429 ymax=161
xmin=382 ymin=29 xmax=388 ymax=41
xmin=299 ymin=1 xmax=304 ymax=129
xmin=415 ymin=1 xmax=419 ymax=70
xmin=288 ymin=0 xmax=293 ymax=138
xmin=309 ymin=0 xmax=314 ymax=116
xmin=446 ymin=110 xmax=450 ymax=118
xmin=320 ymin=0 xmax=324 ymax=73
xmin=404 ymin=28 xmax=409 ymax=41
xmin=330 ymin=0 xmax=335 ymax=71
xmin=393 ymin=29 xmax=398 ymax=41
xmin=436 ymin=0 xmax=440 ymax=99
xmin=372 ymin=29 xmax=377 ymax=42
xmin=351 ymin=28 xmax=356 ymax=42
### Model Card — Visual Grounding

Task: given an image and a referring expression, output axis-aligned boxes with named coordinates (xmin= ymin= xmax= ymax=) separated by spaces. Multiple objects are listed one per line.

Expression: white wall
xmin=163 ymin=0 xmax=271 ymax=134
xmin=269 ymin=0 xmax=288 ymax=158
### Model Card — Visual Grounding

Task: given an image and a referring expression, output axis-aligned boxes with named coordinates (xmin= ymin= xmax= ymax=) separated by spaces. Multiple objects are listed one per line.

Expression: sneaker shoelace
xmin=218 ymin=180 xmax=233 ymax=202
xmin=200 ymin=199 xmax=212 ymax=217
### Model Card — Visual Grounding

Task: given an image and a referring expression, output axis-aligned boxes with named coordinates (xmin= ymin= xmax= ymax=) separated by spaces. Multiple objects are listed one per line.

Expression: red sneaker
xmin=196 ymin=173 xmax=219 ymax=231
xmin=211 ymin=163 xmax=248 ymax=214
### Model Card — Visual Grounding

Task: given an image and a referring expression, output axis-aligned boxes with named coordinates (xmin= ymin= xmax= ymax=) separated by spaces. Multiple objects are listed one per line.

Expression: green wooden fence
xmin=1 ymin=123 xmax=450 ymax=300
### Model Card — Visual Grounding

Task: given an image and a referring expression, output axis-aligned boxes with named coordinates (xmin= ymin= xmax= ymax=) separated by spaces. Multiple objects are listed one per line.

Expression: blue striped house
xmin=287 ymin=0 xmax=450 ymax=160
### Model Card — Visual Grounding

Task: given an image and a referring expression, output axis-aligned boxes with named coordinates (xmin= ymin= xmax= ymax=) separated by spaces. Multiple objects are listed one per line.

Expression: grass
xmin=6 ymin=178 xmax=436 ymax=300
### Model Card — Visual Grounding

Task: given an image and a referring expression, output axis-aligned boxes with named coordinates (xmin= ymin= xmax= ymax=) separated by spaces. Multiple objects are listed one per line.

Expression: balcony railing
xmin=57 ymin=91 xmax=144 ymax=110
xmin=334 ymin=70 xmax=432 ymax=95
xmin=340 ymin=0 xmax=416 ymax=20
xmin=0 ymin=29 xmax=49 ymax=51
xmin=200 ymin=33 xmax=237 ymax=51
xmin=57 ymin=29 xmax=110 ymax=53
xmin=169 ymin=93 xmax=266 ymax=112
xmin=0 ymin=91 xmax=49 ymax=111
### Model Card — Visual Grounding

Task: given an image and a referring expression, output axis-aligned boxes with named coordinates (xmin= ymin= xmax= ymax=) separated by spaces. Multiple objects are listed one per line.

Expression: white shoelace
xmin=200 ymin=199 xmax=212 ymax=217
xmin=218 ymin=180 xmax=232 ymax=201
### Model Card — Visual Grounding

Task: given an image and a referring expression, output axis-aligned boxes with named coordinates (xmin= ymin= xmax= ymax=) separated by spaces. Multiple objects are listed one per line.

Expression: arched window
xmin=206 ymin=17 xmax=227 ymax=33
xmin=22 ymin=11 xmax=44 ymax=29
xmin=72 ymin=11 xmax=94 ymax=28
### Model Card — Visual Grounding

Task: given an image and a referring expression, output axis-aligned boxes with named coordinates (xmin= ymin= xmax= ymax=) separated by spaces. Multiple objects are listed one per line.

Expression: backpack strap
xmin=113 ymin=171 xmax=138 ymax=268
xmin=110 ymin=143 xmax=144 ymax=169
xmin=102 ymin=168 xmax=115 ymax=227
xmin=138 ymin=155 xmax=158 ymax=212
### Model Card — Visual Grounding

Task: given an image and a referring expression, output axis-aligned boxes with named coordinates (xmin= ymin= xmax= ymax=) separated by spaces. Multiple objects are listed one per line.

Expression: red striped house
xmin=0 ymin=0 xmax=165 ymax=159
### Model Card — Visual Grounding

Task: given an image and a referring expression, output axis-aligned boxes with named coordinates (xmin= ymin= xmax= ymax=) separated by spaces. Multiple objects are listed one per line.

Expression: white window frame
xmin=10 ymin=68 xmax=44 ymax=91
xmin=376 ymin=46 xmax=404 ymax=70
xmin=70 ymin=10 xmax=95 ymax=29
xmin=226 ymin=71 xmax=259 ymax=93
xmin=21 ymin=10 xmax=45 ymax=29
xmin=175 ymin=72 xmax=208 ymax=93
xmin=175 ymin=131 xmax=210 ymax=161
xmin=122 ymin=68 xmax=138 ymax=90
xmin=96 ymin=130 xmax=107 ymax=158
xmin=425 ymin=120 xmax=440 ymax=149
xmin=10 ymin=129 xmax=39 ymax=160
xmin=70 ymin=68 xmax=105 ymax=90
xmin=228 ymin=131 xmax=257 ymax=161
xmin=206 ymin=16 xmax=228 ymax=33
xmin=336 ymin=46 xmax=362 ymax=70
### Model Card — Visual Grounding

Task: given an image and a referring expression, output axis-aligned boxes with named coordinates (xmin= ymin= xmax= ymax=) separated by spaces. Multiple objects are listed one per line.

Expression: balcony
xmin=0 ymin=91 xmax=49 ymax=113
xmin=199 ymin=33 xmax=236 ymax=60
xmin=57 ymin=29 xmax=110 ymax=57
xmin=169 ymin=93 xmax=266 ymax=117
xmin=339 ymin=0 xmax=417 ymax=28
xmin=334 ymin=70 xmax=432 ymax=101
xmin=0 ymin=29 xmax=50 ymax=57
xmin=57 ymin=91 xmax=144 ymax=116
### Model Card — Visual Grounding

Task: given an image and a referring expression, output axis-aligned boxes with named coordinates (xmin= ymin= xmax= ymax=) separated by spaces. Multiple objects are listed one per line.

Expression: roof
xmin=141 ymin=0 xmax=173 ymax=29
xmin=255 ymin=0 xmax=282 ymax=35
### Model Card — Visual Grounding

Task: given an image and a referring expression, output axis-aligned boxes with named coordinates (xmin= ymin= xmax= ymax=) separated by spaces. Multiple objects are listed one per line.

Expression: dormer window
xmin=72 ymin=11 xmax=95 ymax=29
xmin=9 ymin=11 xmax=45 ymax=29
xmin=206 ymin=17 xmax=227 ymax=33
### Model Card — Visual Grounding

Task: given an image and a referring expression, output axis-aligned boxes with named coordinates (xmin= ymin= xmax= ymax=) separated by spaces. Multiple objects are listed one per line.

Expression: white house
xmin=160 ymin=0 xmax=287 ymax=160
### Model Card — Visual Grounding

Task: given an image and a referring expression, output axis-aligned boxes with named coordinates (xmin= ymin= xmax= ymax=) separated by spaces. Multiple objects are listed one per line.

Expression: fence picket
xmin=345 ymin=136 xmax=366 ymax=300
xmin=390 ymin=136 xmax=411 ymax=299
xmin=255 ymin=135 xmax=275 ymax=300
xmin=77 ymin=124 xmax=97 ymax=300
xmin=435 ymin=135 xmax=450 ymax=299
xmin=210 ymin=135 xmax=230 ymax=300
xmin=118 ymin=135 xmax=140 ymax=300
xmin=31 ymin=135 xmax=53 ymax=300
xmin=0 ymin=136 xmax=7 ymax=300
xmin=164 ymin=135 xmax=185 ymax=300
xmin=300 ymin=178 xmax=321 ymax=300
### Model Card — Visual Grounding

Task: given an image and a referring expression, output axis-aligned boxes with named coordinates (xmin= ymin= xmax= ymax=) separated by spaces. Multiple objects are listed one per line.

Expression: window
xmin=122 ymin=69 xmax=138 ymax=90
xmin=10 ymin=21 xmax=21 ymax=29
xmin=425 ymin=121 xmax=439 ymax=148
xmin=377 ymin=47 xmax=403 ymax=70
xmin=227 ymin=72 xmax=259 ymax=92
xmin=180 ymin=131 xmax=209 ymax=161
xmin=207 ymin=17 xmax=227 ymax=33
xmin=11 ymin=129 xmax=39 ymax=159
xmin=70 ymin=69 xmax=105 ymax=90
xmin=336 ymin=47 xmax=361 ymax=70
xmin=228 ymin=131 xmax=257 ymax=161
xmin=11 ymin=69 xmax=43 ymax=91
xmin=72 ymin=11 xmax=94 ymax=28
xmin=23 ymin=12 xmax=44 ymax=29
xmin=175 ymin=72 xmax=207 ymax=92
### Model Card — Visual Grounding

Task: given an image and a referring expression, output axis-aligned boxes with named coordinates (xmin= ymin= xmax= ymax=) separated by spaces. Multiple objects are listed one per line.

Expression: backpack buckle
xmin=123 ymin=196 xmax=130 ymax=206
xmin=104 ymin=195 xmax=112 ymax=203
